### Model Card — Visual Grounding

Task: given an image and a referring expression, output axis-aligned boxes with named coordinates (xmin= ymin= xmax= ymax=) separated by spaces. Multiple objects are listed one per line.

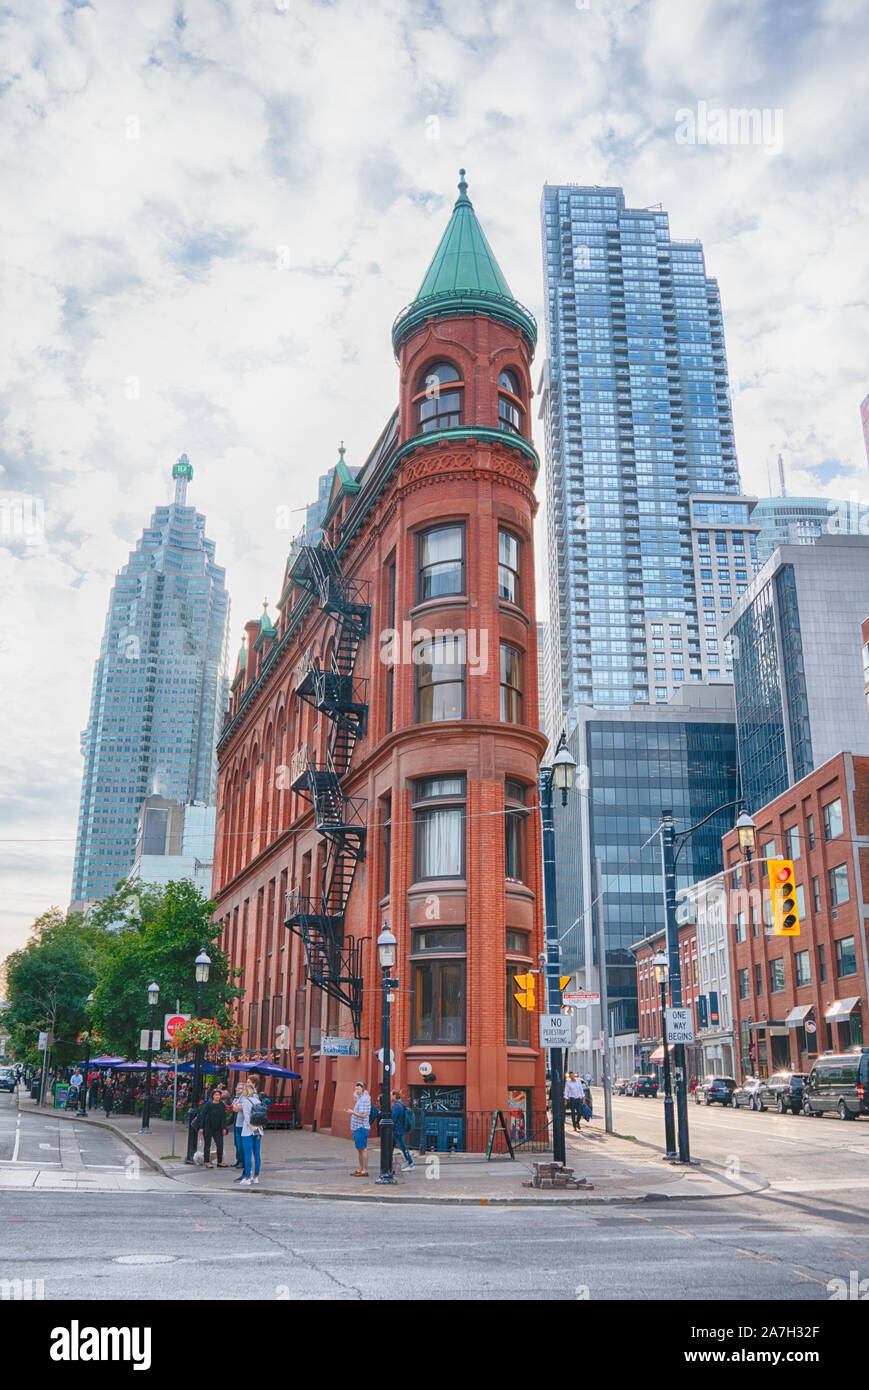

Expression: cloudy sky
xmin=2 ymin=0 xmax=868 ymax=961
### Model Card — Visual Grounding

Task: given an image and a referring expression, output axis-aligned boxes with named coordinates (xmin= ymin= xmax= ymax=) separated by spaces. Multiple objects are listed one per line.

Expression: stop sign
xmin=164 ymin=1013 xmax=190 ymax=1044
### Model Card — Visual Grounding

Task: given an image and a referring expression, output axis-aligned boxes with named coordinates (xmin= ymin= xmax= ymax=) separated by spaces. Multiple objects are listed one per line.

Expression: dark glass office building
xmin=554 ymin=691 xmax=737 ymax=1047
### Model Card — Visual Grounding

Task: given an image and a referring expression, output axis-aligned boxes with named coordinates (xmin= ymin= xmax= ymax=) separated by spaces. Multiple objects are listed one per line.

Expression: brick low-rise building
xmin=722 ymin=751 xmax=869 ymax=1078
xmin=213 ymin=173 xmax=548 ymax=1147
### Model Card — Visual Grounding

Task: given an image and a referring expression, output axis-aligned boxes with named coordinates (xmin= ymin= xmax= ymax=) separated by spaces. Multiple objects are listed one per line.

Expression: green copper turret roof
xmin=392 ymin=171 xmax=536 ymax=354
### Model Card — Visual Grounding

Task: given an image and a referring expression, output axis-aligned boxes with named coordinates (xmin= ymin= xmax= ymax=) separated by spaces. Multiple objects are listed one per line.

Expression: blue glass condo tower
xmin=540 ymin=186 xmax=742 ymax=723
xmin=70 ymin=457 xmax=230 ymax=908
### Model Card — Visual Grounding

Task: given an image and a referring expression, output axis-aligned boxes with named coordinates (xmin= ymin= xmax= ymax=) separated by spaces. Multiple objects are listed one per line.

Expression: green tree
xmin=3 ymin=908 xmax=112 ymax=1066
xmin=91 ymin=880 xmax=239 ymax=1057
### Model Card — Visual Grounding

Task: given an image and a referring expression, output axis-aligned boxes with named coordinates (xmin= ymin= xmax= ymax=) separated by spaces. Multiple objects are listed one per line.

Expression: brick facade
xmin=722 ymin=752 xmax=869 ymax=1078
xmin=212 ymin=191 xmax=547 ymax=1145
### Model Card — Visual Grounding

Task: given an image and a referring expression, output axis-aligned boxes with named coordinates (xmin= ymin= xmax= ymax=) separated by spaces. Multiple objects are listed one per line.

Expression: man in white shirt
xmin=564 ymin=1073 xmax=584 ymax=1131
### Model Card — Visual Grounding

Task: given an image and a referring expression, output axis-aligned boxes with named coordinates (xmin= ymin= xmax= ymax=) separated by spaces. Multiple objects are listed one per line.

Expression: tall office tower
xmin=70 ymin=456 xmax=230 ymax=911
xmin=751 ymin=495 xmax=862 ymax=566
xmin=725 ymin=535 xmax=869 ymax=813
xmin=540 ymin=185 xmax=747 ymax=722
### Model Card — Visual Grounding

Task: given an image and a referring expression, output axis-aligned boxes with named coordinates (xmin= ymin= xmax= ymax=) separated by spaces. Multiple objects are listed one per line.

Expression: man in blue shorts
xmin=348 ymin=1082 xmax=371 ymax=1177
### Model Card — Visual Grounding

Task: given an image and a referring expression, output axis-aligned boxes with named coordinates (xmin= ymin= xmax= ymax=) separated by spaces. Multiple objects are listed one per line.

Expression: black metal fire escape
xmin=284 ymin=541 xmax=370 ymax=1036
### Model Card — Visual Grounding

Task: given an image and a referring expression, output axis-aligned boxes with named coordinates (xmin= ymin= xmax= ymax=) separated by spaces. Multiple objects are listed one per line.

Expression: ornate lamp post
xmin=652 ymin=952 xmax=677 ymax=1160
xmin=538 ymin=733 xmax=577 ymax=1165
xmin=76 ymin=993 xmax=95 ymax=1118
xmin=140 ymin=981 xmax=160 ymax=1134
xmin=375 ymin=925 xmax=399 ymax=1185
xmin=185 ymin=949 xmax=211 ymax=1163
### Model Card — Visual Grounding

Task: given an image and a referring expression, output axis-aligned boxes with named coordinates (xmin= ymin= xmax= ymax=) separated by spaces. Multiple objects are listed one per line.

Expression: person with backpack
xmin=233 ymin=1082 xmax=266 ymax=1186
xmin=391 ymin=1090 xmax=414 ymax=1170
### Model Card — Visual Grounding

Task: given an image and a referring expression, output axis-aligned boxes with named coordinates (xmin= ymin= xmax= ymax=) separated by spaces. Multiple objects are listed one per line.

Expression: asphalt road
xmin=1 ymin=1094 xmax=869 ymax=1301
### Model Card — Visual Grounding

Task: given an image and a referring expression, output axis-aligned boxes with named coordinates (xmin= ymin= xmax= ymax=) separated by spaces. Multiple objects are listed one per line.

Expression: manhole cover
xmin=113 ymin=1254 xmax=177 ymax=1265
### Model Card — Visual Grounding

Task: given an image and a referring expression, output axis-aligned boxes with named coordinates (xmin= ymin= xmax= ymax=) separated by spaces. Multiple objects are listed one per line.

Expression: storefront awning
xmin=648 ymin=1046 xmax=665 ymax=1063
xmin=824 ymin=997 xmax=861 ymax=1023
xmin=746 ymin=1020 xmax=784 ymax=1030
xmin=785 ymin=1005 xmax=814 ymax=1027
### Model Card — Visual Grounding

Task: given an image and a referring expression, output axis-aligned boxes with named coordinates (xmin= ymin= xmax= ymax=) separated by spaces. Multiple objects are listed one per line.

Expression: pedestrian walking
xmin=200 ymin=1089 xmax=228 ymax=1168
xmin=391 ymin=1089 xmax=414 ymax=1170
xmin=347 ymin=1082 xmax=371 ymax=1177
xmin=233 ymin=1082 xmax=264 ymax=1186
xmin=102 ymin=1081 xmax=115 ymax=1118
xmin=564 ymin=1072 xmax=584 ymax=1131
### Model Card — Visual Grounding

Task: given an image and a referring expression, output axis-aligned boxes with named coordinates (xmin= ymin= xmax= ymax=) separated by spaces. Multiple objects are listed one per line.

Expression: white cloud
xmin=1 ymin=0 xmax=868 ymax=956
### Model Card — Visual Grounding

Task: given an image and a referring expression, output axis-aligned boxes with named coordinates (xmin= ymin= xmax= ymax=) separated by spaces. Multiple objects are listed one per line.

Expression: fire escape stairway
xmin=284 ymin=540 xmax=370 ymax=1035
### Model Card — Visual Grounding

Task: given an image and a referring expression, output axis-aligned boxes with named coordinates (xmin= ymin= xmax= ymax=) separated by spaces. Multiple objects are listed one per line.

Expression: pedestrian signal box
xmin=768 ymin=858 xmax=800 ymax=936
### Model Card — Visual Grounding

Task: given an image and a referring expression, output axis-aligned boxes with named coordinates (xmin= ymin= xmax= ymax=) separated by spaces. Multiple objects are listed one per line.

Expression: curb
xmin=27 ymin=1103 xmax=768 ymax=1206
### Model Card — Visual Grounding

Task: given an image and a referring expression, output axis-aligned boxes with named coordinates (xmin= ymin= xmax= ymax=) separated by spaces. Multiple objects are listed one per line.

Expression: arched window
xmin=414 ymin=362 xmax=463 ymax=433
xmin=497 ymin=368 xmax=523 ymax=435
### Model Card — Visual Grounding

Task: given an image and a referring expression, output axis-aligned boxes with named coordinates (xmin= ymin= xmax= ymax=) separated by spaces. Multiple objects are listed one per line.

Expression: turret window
xmin=497 ymin=369 xmax=524 ymax=434
xmin=414 ymin=362 xmax=463 ymax=433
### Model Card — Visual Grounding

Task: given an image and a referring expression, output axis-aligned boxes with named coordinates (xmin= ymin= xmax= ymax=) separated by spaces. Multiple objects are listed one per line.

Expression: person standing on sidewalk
xmin=234 ymin=1082 xmax=264 ymax=1186
xmin=564 ymin=1073 xmax=583 ymax=1131
xmin=231 ymin=1082 xmax=245 ymax=1167
xmin=347 ymin=1082 xmax=371 ymax=1177
xmin=391 ymin=1090 xmax=414 ymax=1170
xmin=200 ymin=1089 xmax=228 ymax=1168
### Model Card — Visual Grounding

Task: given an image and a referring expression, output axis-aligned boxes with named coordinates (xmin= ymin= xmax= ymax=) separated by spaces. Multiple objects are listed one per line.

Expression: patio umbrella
xmin=229 ymin=1060 xmax=301 ymax=1079
xmin=90 ymin=1056 xmax=126 ymax=1066
xmin=111 ymin=1060 xmax=173 ymax=1071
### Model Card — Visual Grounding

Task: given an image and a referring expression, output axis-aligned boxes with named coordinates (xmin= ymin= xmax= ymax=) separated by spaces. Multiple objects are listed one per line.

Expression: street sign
xmin=563 ymin=992 xmax=599 ymax=1008
xmin=321 ymin=1036 xmax=359 ymax=1057
xmin=539 ymin=1014 xmax=574 ymax=1048
xmin=805 ymin=1020 xmax=817 ymax=1034
xmin=665 ymin=1007 xmax=695 ymax=1044
xmin=164 ymin=1013 xmax=190 ymax=1044
xmin=37 ymin=1032 xmax=48 ymax=1051
xmin=139 ymin=1029 xmax=161 ymax=1052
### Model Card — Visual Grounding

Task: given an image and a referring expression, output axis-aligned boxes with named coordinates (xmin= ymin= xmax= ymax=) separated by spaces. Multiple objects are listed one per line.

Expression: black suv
xmin=631 ymin=1075 xmax=658 ymax=1097
xmin=758 ymin=1072 xmax=807 ymax=1114
xmin=694 ymin=1075 xmax=737 ymax=1106
xmin=803 ymin=1049 xmax=869 ymax=1120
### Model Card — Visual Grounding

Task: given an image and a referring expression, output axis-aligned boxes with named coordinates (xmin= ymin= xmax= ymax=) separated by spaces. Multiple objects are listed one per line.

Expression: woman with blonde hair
xmin=232 ymin=1080 xmax=265 ymax=1186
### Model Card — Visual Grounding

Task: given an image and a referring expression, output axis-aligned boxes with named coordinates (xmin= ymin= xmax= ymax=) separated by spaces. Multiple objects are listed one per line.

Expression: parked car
xmin=630 ymin=1074 xmax=658 ymax=1097
xmin=802 ymin=1049 xmax=869 ymax=1121
xmin=0 ymin=1068 xmax=16 ymax=1093
xmin=731 ymin=1077 xmax=765 ymax=1109
xmin=758 ymin=1071 xmax=808 ymax=1114
xmin=614 ymin=1077 xmax=632 ymax=1096
xmin=694 ymin=1075 xmax=737 ymax=1106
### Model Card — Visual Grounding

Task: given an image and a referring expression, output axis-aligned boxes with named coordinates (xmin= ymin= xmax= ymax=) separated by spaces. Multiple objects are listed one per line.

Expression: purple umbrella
xmin=229 ymin=1060 xmax=301 ymax=1079
xmin=111 ymin=1060 xmax=173 ymax=1071
xmin=90 ymin=1056 xmax=126 ymax=1066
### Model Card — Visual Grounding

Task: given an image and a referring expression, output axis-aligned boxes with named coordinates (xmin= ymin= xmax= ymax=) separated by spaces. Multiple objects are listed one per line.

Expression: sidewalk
xmin=21 ymin=1093 xmax=767 ymax=1205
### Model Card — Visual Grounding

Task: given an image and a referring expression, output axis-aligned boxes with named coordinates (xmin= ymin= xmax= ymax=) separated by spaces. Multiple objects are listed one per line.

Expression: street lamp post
xmin=652 ymin=952 xmax=677 ymax=1160
xmin=538 ymin=733 xmax=577 ymax=1166
xmin=660 ymin=801 xmax=755 ymax=1164
xmin=375 ymin=925 xmax=398 ymax=1185
xmin=185 ymin=949 xmax=211 ymax=1164
xmin=141 ymin=981 xmax=160 ymax=1134
xmin=76 ymin=992 xmax=95 ymax=1118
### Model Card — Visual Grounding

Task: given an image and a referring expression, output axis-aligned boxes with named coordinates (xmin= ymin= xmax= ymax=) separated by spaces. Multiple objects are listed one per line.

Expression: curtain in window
xmin=415 ymin=807 xmax=463 ymax=877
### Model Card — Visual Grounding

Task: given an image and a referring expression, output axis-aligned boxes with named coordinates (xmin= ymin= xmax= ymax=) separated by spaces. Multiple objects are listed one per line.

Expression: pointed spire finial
xmin=457 ymin=168 xmax=469 ymax=203
xmin=338 ymin=440 xmax=346 ymax=464
xmin=262 ymin=597 xmax=269 ymax=612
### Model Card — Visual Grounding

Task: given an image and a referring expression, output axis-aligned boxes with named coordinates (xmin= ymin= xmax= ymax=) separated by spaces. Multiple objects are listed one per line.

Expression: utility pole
xmin=594 ymin=858 xmax=612 ymax=1134
xmin=660 ymin=810 xmax=690 ymax=1163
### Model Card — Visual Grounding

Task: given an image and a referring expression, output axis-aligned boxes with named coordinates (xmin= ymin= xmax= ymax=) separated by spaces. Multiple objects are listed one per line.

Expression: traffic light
xmin=560 ymin=976 xmax=571 ymax=991
xmin=513 ymin=973 xmax=535 ymax=1011
xmin=768 ymin=857 xmax=800 ymax=936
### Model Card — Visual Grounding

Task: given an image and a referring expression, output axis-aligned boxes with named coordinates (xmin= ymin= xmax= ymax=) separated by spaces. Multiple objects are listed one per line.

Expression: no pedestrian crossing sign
xmin=539 ymin=1014 xmax=574 ymax=1048
xmin=665 ymin=1007 xmax=695 ymax=1044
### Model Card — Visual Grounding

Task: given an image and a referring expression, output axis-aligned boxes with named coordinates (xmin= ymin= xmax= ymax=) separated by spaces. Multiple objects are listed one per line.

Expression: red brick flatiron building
xmin=214 ymin=172 xmax=547 ymax=1146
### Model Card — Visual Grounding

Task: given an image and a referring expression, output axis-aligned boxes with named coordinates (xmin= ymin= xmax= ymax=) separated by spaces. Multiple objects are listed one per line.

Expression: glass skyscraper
xmin=540 ymin=185 xmax=743 ymax=723
xmin=70 ymin=456 xmax=230 ymax=909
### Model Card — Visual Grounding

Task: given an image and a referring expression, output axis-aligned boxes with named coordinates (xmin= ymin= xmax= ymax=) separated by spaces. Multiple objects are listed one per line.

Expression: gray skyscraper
xmin=540 ymin=185 xmax=748 ymax=722
xmin=71 ymin=457 xmax=230 ymax=909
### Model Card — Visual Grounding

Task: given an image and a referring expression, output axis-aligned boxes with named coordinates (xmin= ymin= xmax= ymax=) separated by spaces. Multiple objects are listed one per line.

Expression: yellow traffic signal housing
xmin=560 ymin=976 xmax=571 ymax=991
xmin=513 ymin=973 xmax=535 ymax=1011
xmin=768 ymin=857 xmax=800 ymax=936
